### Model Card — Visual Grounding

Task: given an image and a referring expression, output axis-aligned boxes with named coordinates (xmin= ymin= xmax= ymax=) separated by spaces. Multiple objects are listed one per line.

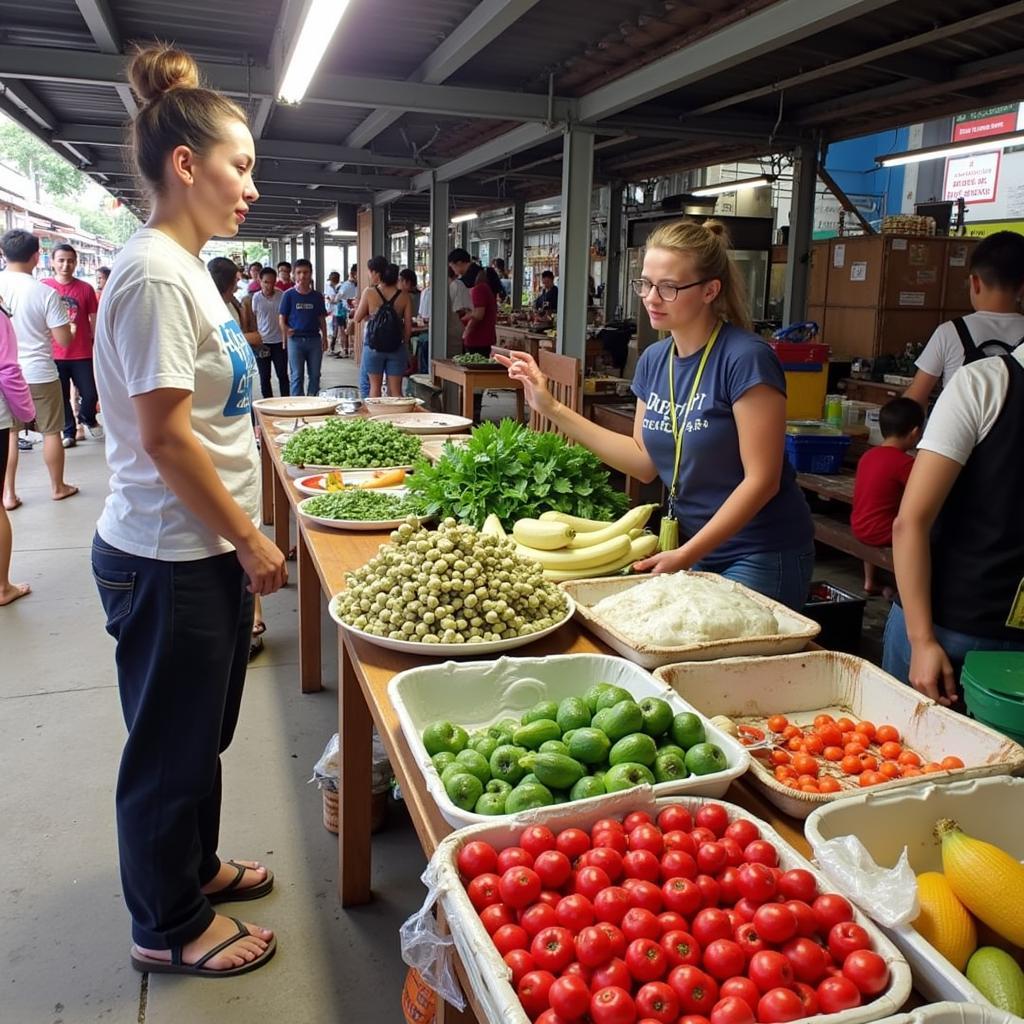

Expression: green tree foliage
xmin=0 ymin=123 xmax=84 ymax=198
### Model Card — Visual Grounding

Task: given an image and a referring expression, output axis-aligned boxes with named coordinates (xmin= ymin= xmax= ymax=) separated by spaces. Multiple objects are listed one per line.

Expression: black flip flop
xmin=131 ymin=918 xmax=277 ymax=978
xmin=207 ymin=860 xmax=275 ymax=905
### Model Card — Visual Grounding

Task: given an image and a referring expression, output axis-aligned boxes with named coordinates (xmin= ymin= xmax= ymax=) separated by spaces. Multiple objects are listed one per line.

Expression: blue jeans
xmin=362 ymin=345 xmax=409 ymax=379
xmin=358 ymin=348 xmax=370 ymax=398
xmin=882 ymin=602 xmax=1024 ymax=687
xmin=91 ymin=534 xmax=253 ymax=948
xmin=693 ymin=542 xmax=816 ymax=611
xmin=288 ymin=334 xmax=323 ymax=396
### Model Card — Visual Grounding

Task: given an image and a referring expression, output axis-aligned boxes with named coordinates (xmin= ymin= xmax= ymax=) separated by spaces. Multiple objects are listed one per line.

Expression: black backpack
xmin=364 ymin=287 xmax=404 ymax=353
xmin=952 ymin=316 xmax=1023 ymax=365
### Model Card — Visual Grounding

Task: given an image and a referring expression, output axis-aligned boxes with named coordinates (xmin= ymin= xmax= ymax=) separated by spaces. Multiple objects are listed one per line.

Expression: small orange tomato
xmin=782 ymin=725 xmax=803 ymax=741
xmin=898 ymin=750 xmax=922 ymax=767
xmin=923 ymin=762 xmax=944 ymax=774
xmin=800 ymin=783 xmax=820 ymax=793
xmin=941 ymin=755 xmax=965 ymax=770
xmin=803 ymin=734 xmax=825 ymax=755
xmin=817 ymin=724 xmax=843 ymax=748
xmin=878 ymin=761 xmax=901 ymax=779
xmin=879 ymin=741 xmax=903 ymax=761
xmin=797 ymin=773 xmax=818 ymax=785
xmin=841 ymin=731 xmax=858 ymax=745
xmin=767 ymin=714 xmax=789 ymax=733
xmin=855 ymin=721 xmax=877 ymax=741
xmin=813 ymin=714 xmax=836 ymax=729
xmin=859 ymin=771 xmax=885 ymax=787
xmin=841 ymin=755 xmax=864 ymax=775
xmin=793 ymin=754 xmax=819 ymax=777
xmin=823 ymin=746 xmax=844 ymax=762
xmin=859 ymin=754 xmax=878 ymax=772
xmin=900 ymin=765 xmax=922 ymax=777
xmin=836 ymin=717 xmax=855 ymax=732
xmin=875 ymin=724 xmax=900 ymax=744
xmin=844 ymin=741 xmax=867 ymax=756
xmin=775 ymin=764 xmax=796 ymax=780
xmin=770 ymin=749 xmax=791 ymax=766
xmin=787 ymin=736 xmax=805 ymax=752
xmin=818 ymin=776 xmax=841 ymax=793
xmin=782 ymin=777 xmax=801 ymax=789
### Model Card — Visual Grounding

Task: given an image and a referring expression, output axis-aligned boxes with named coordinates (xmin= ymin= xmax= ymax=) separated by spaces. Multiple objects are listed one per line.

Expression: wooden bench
xmin=811 ymin=513 xmax=893 ymax=572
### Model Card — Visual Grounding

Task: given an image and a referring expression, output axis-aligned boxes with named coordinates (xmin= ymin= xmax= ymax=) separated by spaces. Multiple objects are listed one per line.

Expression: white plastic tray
xmin=388 ymin=653 xmax=750 ymax=828
xmin=429 ymin=792 xmax=911 ymax=1024
xmin=253 ymin=395 xmax=339 ymax=416
xmin=874 ymin=1003 xmax=1015 ymax=1024
xmin=806 ymin=776 xmax=1024 ymax=1009
xmin=655 ymin=651 xmax=1024 ymax=818
xmin=561 ymin=572 xmax=820 ymax=668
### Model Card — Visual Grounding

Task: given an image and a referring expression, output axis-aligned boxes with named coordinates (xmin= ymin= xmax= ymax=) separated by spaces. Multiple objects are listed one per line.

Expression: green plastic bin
xmin=962 ymin=651 xmax=1024 ymax=745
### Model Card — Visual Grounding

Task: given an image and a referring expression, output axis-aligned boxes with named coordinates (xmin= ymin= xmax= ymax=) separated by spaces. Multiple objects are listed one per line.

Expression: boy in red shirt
xmin=851 ymin=397 xmax=924 ymax=594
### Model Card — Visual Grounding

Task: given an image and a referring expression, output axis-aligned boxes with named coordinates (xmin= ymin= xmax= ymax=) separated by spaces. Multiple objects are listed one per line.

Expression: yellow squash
xmin=937 ymin=818 xmax=1024 ymax=947
xmin=913 ymin=871 xmax=976 ymax=971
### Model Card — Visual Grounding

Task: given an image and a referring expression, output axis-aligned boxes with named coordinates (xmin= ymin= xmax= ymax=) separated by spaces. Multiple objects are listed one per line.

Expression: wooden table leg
xmin=338 ymin=635 xmax=373 ymax=906
xmin=461 ymin=378 xmax=474 ymax=421
xmin=260 ymin=437 xmax=274 ymax=527
xmin=272 ymin=467 xmax=290 ymax=556
xmin=515 ymin=387 xmax=525 ymax=424
xmin=297 ymin=530 xmax=323 ymax=694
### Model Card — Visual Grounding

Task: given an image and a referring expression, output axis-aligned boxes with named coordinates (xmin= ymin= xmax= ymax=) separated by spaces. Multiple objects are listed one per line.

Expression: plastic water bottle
xmin=825 ymin=394 xmax=843 ymax=428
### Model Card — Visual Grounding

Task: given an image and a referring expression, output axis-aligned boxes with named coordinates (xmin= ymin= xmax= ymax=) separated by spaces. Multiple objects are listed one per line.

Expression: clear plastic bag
xmin=310 ymin=731 xmax=392 ymax=795
xmin=814 ymin=835 xmax=919 ymax=927
xmin=399 ymin=859 xmax=465 ymax=1011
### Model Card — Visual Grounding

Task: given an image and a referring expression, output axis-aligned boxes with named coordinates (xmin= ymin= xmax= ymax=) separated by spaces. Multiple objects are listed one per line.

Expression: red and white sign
xmin=953 ymin=110 xmax=1018 ymax=142
xmin=944 ymin=151 xmax=1001 ymax=205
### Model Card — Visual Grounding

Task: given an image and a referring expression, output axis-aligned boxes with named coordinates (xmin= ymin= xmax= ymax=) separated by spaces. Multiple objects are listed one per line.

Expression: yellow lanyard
xmin=664 ymin=321 xmax=722 ymax=517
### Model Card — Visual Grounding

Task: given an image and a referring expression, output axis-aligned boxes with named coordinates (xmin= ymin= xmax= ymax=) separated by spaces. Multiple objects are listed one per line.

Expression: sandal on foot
xmin=207 ymin=860 xmax=275 ymax=905
xmin=131 ymin=917 xmax=276 ymax=978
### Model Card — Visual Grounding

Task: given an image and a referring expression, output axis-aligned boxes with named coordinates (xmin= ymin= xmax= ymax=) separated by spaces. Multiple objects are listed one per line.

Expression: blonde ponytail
xmin=645 ymin=218 xmax=752 ymax=331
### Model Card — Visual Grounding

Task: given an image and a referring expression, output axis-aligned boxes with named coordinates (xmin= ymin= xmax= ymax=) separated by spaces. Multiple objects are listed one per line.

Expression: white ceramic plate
xmin=296 ymin=495 xmax=429 ymax=531
xmin=293 ymin=471 xmax=410 ymax=497
xmin=363 ymin=397 xmax=424 ymax=416
xmin=330 ymin=596 xmax=576 ymax=656
xmin=375 ymin=413 xmax=473 ymax=435
xmin=284 ymin=462 xmax=415 ymax=478
xmin=253 ymin=396 xmax=340 ymax=417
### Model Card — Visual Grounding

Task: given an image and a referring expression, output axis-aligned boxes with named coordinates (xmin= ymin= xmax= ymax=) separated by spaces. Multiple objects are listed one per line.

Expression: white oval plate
xmin=296 ymin=495 xmax=430 ymax=532
xmin=294 ymin=471 xmax=410 ymax=497
xmin=284 ymin=462 xmax=416 ymax=478
xmin=329 ymin=596 xmax=576 ymax=656
xmin=363 ymin=397 xmax=425 ymax=416
xmin=253 ymin=396 xmax=340 ymax=417
xmin=375 ymin=413 xmax=474 ymax=435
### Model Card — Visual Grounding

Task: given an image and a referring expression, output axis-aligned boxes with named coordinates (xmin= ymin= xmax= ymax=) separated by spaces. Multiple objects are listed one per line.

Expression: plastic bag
xmin=399 ymin=858 xmax=465 ymax=1011
xmin=310 ymin=731 xmax=392 ymax=795
xmin=813 ymin=835 xmax=919 ymax=927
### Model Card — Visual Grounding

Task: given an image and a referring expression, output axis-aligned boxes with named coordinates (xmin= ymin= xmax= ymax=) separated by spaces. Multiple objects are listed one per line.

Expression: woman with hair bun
xmin=498 ymin=219 xmax=814 ymax=608
xmin=91 ymin=44 xmax=282 ymax=977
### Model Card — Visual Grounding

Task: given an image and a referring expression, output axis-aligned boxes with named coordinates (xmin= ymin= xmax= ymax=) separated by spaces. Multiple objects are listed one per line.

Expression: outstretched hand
xmin=494 ymin=351 xmax=556 ymax=415
xmin=633 ymin=546 xmax=693 ymax=575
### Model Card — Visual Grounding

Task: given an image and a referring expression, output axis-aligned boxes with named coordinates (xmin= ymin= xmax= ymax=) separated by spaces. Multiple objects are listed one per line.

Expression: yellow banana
xmin=567 ymin=505 xmax=657 ymax=548
xmin=516 ymin=532 xmax=632 ymax=570
xmin=542 ymin=533 xmax=659 ymax=581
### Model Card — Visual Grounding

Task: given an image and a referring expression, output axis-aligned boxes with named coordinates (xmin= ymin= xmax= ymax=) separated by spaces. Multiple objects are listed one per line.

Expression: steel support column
xmin=290 ymin=237 xmax=298 ymax=263
xmin=406 ymin=226 xmax=416 ymax=270
xmin=314 ymin=224 xmax=325 ymax=289
xmin=428 ymin=177 xmax=451 ymax=363
xmin=783 ymin=143 xmax=818 ymax=325
xmin=556 ymin=129 xmax=594 ymax=361
xmin=604 ymin=185 xmax=624 ymax=320
xmin=301 ymin=231 xmax=311 ymax=262
xmin=371 ymin=205 xmax=386 ymax=258
xmin=459 ymin=222 xmax=470 ymax=252
xmin=511 ymin=198 xmax=526 ymax=311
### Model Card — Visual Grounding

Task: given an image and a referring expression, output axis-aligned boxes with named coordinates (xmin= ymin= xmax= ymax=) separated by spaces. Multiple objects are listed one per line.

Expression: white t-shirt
xmin=324 ymin=282 xmax=341 ymax=315
xmin=449 ymin=278 xmax=472 ymax=313
xmin=338 ymin=279 xmax=359 ymax=306
xmin=94 ymin=228 xmax=259 ymax=561
xmin=918 ymin=344 xmax=1024 ymax=466
xmin=0 ymin=269 xmax=70 ymax=384
xmin=915 ymin=311 xmax=1024 ymax=385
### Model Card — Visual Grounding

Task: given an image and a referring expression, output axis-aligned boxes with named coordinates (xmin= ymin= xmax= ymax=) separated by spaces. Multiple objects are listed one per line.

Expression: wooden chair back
xmin=530 ymin=350 xmax=582 ymax=438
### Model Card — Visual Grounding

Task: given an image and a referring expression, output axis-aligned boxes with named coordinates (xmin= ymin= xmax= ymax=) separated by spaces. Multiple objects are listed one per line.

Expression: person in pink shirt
xmin=0 ymin=300 xmax=33 ymax=604
xmin=42 ymin=243 xmax=102 ymax=448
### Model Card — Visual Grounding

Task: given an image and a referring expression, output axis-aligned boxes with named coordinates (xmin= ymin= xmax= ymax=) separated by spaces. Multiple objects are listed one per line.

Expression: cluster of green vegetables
xmin=301 ymin=490 xmax=425 ymax=522
xmin=332 ymin=517 xmax=568 ymax=645
xmin=281 ymin=418 xmax=421 ymax=469
xmin=452 ymin=352 xmax=499 ymax=366
xmin=407 ymin=420 xmax=629 ymax=528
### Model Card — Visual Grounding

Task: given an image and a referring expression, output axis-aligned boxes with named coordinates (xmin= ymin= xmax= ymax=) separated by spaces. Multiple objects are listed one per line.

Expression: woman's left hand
xmin=633 ymin=546 xmax=693 ymax=575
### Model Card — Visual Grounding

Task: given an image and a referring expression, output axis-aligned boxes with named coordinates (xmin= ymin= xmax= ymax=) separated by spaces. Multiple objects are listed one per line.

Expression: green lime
xmin=513 ymin=719 xmax=562 ymax=750
xmin=684 ymin=742 xmax=728 ymax=776
xmin=455 ymin=748 xmax=491 ymax=784
xmin=506 ymin=782 xmax=554 ymax=813
xmin=474 ymin=792 xmax=507 ymax=815
xmin=485 ymin=778 xmax=512 ymax=796
xmin=539 ymin=739 xmax=570 ymax=756
xmin=671 ymin=712 xmax=707 ymax=750
xmin=570 ymin=775 xmax=606 ymax=801
xmin=469 ymin=735 xmax=499 ymax=761
xmin=489 ymin=744 xmax=528 ymax=785
xmin=594 ymin=685 xmax=633 ymax=712
xmin=431 ymin=751 xmax=456 ymax=773
xmin=422 ymin=721 xmax=469 ymax=756
xmin=603 ymin=762 xmax=656 ymax=793
xmin=609 ymin=732 xmax=658 ymax=767
xmin=442 ymin=771 xmax=483 ymax=811
xmin=601 ymin=700 xmax=644 ymax=742
xmin=639 ymin=697 xmax=674 ymax=737
xmin=567 ymin=727 xmax=612 ymax=766
xmin=654 ymin=751 xmax=690 ymax=783
xmin=556 ymin=696 xmax=592 ymax=733
xmin=521 ymin=700 xmax=559 ymax=725
xmin=583 ymin=682 xmax=614 ymax=714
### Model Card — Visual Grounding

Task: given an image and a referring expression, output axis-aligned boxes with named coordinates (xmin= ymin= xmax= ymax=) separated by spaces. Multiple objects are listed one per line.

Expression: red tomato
xmin=731 ymin=897 xmax=760 ymax=924
xmin=690 ymin=827 xmax=717 ymax=847
xmin=696 ymin=842 xmax=729 ymax=875
xmin=480 ymin=902 xmax=516 ymax=935
xmin=594 ymin=886 xmax=631 ymax=926
xmin=556 ymin=893 xmax=594 ymax=932
xmin=563 ymin=961 xmax=592 ymax=985
xmin=635 ymin=980 xmax=680 ymax=1024
xmin=520 ymin=825 xmax=557 ymax=858
xmin=530 ymin=926 xmax=575 ymax=974
xmin=587 ymin=846 xmax=625 ymax=881
xmin=468 ymin=873 xmax=502 ymax=911
xmin=736 ymin=863 xmax=776 ymax=904
xmin=629 ymin=824 xmax=665 ymax=857
xmin=784 ymin=899 xmax=819 ymax=939
xmin=556 ymin=828 xmax=591 ymax=860
xmin=776 ymin=869 xmax=817 ymax=903
xmin=518 ymin=969 xmax=556 ymax=1019
xmin=828 ymin=921 xmax=872 ymax=960
xmin=692 ymin=908 xmax=733 ymax=947
xmin=625 ymin=879 xmax=664 ymax=914
xmin=533 ymin=850 xmax=572 ymax=890
xmin=657 ymin=911 xmax=688 ymax=935
xmin=539 ymin=890 xmax=562 ymax=909
xmin=702 ymin=939 xmax=746 ymax=981
xmin=695 ymin=803 xmax=730 ymax=837
xmin=733 ymin=922 xmax=767 ymax=960
xmin=492 ymin=922 xmax=530 ymax=955
xmin=626 ymin=937 xmax=668 ymax=982
xmin=535 ymin=1012 xmax=571 ymax=1024
xmin=625 ymin=810 xmax=654 ymax=831
xmin=591 ymin=956 xmax=631 ymax=992
xmin=719 ymin=838 xmax=745 ymax=868
xmin=623 ymin=907 xmax=663 ymax=943
xmin=596 ymin=922 xmax=628 ymax=959
xmin=661 ymin=850 xmax=698 ymax=880
xmin=520 ymin=902 xmax=559 ymax=938
xmin=593 ymin=829 xmax=629 ymax=856
xmin=710 ymin=996 xmax=756 ymax=1024
xmin=458 ymin=840 xmax=498 ymax=880
xmin=663 ymin=830 xmax=698 ymax=858
xmin=575 ymin=865 xmax=612 ymax=902
xmin=574 ymin=924 xmax=614 ymax=968
xmin=679 ymin=1018 xmax=713 ymax=1024
xmin=497 ymin=846 xmax=534 ymax=873
xmin=748 ymin=951 xmax=795 ymax=994
xmin=723 ymin=818 xmax=760 ymax=848
xmin=792 ymin=982 xmax=819 ymax=1016
xmin=817 ymin=975 xmax=862 ymax=1013
xmin=751 ymin=903 xmax=798 ymax=944
xmin=743 ymin=840 xmax=779 ymax=868
xmin=695 ymin=874 xmax=722 ymax=908
xmin=657 ymin=804 xmax=693 ymax=834
xmin=668 ymin=965 xmax=720 ymax=1017
xmin=662 ymin=877 xmax=703 ymax=917
xmin=623 ymin=849 xmax=662 ymax=883
xmin=594 ymin=818 xmax=626 ymax=835
xmin=548 ymin=974 xmax=590 ymax=1021
xmin=757 ymin=987 xmax=805 ymax=1023
xmin=499 ymin=867 xmax=542 ymax=909
xmin=842 ymin=949 xmax=890 ymax=996
xmin=503 ymin=948 xmax=535 ymax=987
xmin=590 ymin=985 xmax=637 ymax=1024
xmin=720 ymin=976 xmax=760 ymax=1008
xmin=661 ymin=929 xmax=703 ymax=968
xmin=812 ymin=893 xmax=854 ymax=933
xmin=781 ymin=937 xmax=829 ymax=984
xmin=717 ymin=867 xmax=742 ymax=906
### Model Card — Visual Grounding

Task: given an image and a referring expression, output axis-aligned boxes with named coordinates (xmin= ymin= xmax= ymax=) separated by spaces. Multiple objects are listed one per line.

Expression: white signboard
xmin=944 ymin=151 xmax=1001 ymax=205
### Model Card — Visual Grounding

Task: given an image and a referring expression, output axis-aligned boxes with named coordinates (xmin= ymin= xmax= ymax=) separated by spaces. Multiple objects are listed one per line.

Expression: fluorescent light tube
xmin=691 ymin=176 xmax=772 ymax=197
xmin=877 ymin=131 xmax=1024 ymax=167
xmin=278 ymin=0 xmax=351 ymax=104
xmin=450 ymin=211 xmax=479 ymax=223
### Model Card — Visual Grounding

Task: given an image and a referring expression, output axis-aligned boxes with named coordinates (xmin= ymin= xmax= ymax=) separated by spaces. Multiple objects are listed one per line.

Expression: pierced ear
xmin=169 ymin=145 xmax=196 ymax=186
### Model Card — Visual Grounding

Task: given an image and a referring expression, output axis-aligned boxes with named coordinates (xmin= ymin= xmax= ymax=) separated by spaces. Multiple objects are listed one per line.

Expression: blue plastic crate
xmin=785 ymin=432 xmax=851 ymax=474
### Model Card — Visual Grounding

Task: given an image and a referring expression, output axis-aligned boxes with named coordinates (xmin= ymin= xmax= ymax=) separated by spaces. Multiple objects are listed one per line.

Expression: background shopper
xmin=278 ymin=258 xmax=327 ymax=396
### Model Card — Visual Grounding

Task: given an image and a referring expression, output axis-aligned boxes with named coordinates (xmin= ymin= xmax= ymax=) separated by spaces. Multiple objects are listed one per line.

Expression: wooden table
xmin=796 ymin=468 xmax=856 ymax=506
xmin=495 ymin=324 xmax=555 ymax=361
xmin=432 ymin=358 xmax=525 ymax=422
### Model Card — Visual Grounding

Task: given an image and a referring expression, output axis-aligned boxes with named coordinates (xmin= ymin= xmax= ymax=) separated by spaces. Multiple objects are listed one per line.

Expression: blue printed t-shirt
xmin=632 ymin=324 xmax=813 ymax=563
xmin=280 ymin=287 xmax=326 ymax=335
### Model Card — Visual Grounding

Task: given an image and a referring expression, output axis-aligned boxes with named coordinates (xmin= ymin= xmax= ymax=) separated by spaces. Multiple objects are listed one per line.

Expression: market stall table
xmin=432 ymin=358 xmax=525 ymax=423
xmin=796 ymin=468 xmax=856 ymax=505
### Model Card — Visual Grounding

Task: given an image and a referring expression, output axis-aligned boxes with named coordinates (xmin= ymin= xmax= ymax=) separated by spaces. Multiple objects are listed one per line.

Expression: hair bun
xmin=702 ymin=219 xmax=728 ymax=239
xmin=128 ymin=45 xmax=200 ymax=103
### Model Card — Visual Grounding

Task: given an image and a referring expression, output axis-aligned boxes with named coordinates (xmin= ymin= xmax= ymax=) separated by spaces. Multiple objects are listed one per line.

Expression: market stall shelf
xmin=432 ymin=358 xmax=525 ymax=423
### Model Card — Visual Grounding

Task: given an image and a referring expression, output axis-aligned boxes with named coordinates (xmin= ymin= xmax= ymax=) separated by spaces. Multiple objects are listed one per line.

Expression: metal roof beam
xmin=72 ymin=0 xmax=138 ymax=117
xmin=0 ymin=81 xmax=95 ymax=167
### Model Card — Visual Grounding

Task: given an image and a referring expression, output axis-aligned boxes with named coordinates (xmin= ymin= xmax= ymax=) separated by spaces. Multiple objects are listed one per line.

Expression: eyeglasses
xmin=630 ymin=278 xmax=709 ymax=302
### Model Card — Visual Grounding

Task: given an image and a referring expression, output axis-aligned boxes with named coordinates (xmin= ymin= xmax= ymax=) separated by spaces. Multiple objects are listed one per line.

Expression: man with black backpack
xmin=353 ymin=258 xmax=412 ymax=399
xmin=905 ymin=231 xmax=1024 ymax=408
